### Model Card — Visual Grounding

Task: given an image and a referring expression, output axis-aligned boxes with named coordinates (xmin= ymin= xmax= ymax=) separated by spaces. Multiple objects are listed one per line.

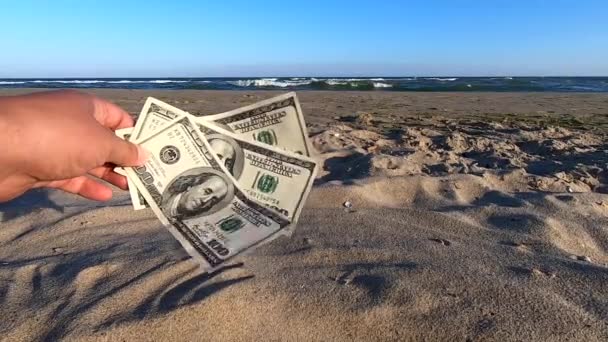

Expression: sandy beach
xmin=1 ymin=89 xmax=607 ymax=341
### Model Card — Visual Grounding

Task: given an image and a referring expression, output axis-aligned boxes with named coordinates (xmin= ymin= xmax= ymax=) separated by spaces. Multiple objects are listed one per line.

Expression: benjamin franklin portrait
xmin=207 ymin=134 xmax=244 ymax=179
xmin=161 ymin=168 xmax=234 ymax=220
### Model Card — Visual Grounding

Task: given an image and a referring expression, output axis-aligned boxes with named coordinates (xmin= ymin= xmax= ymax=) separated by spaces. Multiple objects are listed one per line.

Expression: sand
xmin=1 ymin=89 xmax=607 ymax=341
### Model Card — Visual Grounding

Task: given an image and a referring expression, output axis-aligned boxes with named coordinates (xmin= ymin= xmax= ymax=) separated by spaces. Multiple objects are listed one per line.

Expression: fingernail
xmin=136 ymin=145 xmax=150 ymax=165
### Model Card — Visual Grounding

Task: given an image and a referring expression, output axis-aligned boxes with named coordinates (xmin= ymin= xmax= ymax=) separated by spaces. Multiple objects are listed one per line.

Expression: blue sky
xmin=1 ymin=0 xmax=607 ymax=77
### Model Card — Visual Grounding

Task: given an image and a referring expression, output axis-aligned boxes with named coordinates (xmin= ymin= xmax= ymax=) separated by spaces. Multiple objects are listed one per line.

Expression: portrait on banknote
xmin=207 ymin=134 xmax=244 ymax=179
xmin=161 ymin=167 xmax=234 ymax=220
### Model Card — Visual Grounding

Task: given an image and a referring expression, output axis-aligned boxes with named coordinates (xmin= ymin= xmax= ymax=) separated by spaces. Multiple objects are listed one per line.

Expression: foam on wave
xmin=228 ymin=78 xmax=313 ymax=87
xmin=373 ymin=82 xmax=393 ymax=88
xmin=227 ymin=78 xmax=394 ymax=89
xmin=425 ymin=78 xmax=458 ymax=82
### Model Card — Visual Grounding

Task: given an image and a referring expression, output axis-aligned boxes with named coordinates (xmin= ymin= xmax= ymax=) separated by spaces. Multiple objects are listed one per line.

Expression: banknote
xmin=125 ymin=116 xmax=291 ymax=270
xmin=127 ymin=94 xmax=316 ymax=213
xmin=124 ymin=98 xmax=189 ymax=209
xmin=196 ymin=120 xmax=317 ymax=222
xmin=114 ymin=127 xmax=147 ymax=210
xmin=198 ymin=92 xmax=313 ymax=156
xmin=134 ymin=94 xmax=313 ymax=158
xmin=131 ymin=97 xmax=188 ymax=142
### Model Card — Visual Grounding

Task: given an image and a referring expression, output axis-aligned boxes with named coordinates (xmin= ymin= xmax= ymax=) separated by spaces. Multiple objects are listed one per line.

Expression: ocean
xmin=0 ymin=77 xmax=607 ymax=92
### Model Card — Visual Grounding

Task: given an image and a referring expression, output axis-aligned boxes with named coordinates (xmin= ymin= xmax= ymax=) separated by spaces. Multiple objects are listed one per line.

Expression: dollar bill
xmin=128 ymin=94 xmax=316 ymax=214
xmin=134 ymin=93 xmax=313 ymax=157
xmin=131 ymin=97 xmax=188 ymax=142
xmin=195 ymin=120 xmax=317 ymax=222
xmin=125 ymin=116 xmax=291 ymax=270
xmin=198 ymin=92 xmax=313 ymax=156
xmin=114 ymin=127 xmax=147 ymax=210
xmin=125 ymin=98 xmax=189 ymax=209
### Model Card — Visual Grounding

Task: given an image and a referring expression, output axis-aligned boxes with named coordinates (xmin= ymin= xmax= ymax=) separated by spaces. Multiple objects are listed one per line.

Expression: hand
xmin=0 ymin=90 xmax=148 ymax=202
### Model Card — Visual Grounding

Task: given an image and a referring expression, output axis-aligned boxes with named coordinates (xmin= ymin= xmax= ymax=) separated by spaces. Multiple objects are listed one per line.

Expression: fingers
xmin=46 ymin=176 xmax=113 ymax=201
xmin=105 ymin=134 xmax=149 ymax=167
xmin=88 ymin=165 xmax=129 ymax=190
xmin=92 ymin=96 xmax=135 ymax=130
xmin=93 ymin=97 xmax=148 ymax=167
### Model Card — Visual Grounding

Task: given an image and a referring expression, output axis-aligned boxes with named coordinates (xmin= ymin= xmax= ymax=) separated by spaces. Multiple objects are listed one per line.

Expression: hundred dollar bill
xmin=114 ymin=127 xmax=147 ymax=210
xmin=124 ymin=116 xmax=290 ymax=270
xmin=198 ymin=92 xmax=313 ymax=156
xmin=135 ymin=94 xmax=312 ymax=157
xmin=195 ymin=120 xmax=317 ymax=222
xmin=125 ymin=98 xmax=189 ymax=209
xmin=131 ymin=97 xmax=188 ymax=142
xmin=129 ymin=94 xmax=316 ymax=213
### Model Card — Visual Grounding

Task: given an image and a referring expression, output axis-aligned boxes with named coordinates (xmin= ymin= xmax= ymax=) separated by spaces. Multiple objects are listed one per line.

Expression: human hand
xmin=0 ymin=90 xmax=148 ymax=202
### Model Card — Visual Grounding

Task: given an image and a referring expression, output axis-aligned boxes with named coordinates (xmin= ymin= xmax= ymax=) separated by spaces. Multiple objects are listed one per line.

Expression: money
xmin=124 ymin=98 xmax=189 ymax=209
xmin=133 ymin=93 xmax=312 ymax=156
xmin=199 ymin=92 xmax=313 ymax=156
xmin=196 ymin=121 xmax=317 ymax=222
xmin=125 ymin=116 xmax=292 ymax=269
xmin=131 ymin=97 xmax=187 ymax=142
xmin=120 ymin=93 xmax=317 ymax=269
xmin=126 ymin=93 xmax=314 ymax=212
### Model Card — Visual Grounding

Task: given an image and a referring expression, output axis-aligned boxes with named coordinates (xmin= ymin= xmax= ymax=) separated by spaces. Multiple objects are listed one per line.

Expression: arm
xmin=0 ymin=90 xmax=147 ymax=202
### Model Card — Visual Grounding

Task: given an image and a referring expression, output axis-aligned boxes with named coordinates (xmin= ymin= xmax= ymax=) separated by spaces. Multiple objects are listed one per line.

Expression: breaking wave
xmin=228 ymin=78 xmax=313 ymax=87
xmin=425 ymin=77 xmax=458 ymax=82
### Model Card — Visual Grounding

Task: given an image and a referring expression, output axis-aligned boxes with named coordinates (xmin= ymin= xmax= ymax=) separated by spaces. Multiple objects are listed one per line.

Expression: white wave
xmin=425 ymin=77 xmax=458 ymax=82
xmin=324 ymin=78 xmax=370 ymax=83
xmin=570 ymin=85 xmax=598 ymax=91
xmin=322 ymin=78 xmax=394 ymax=87
xmin=322 ymin=78 xmax=369 ymax=85
xmin=228 ymin=78 xmax=311 ymax=87
xmin=373 ymin=82 xmax=393 ymax=88
xmin=325 ymin=79 xmax=347 ymax=86
xmin=0 ymin=81 xmax=26 ymax=84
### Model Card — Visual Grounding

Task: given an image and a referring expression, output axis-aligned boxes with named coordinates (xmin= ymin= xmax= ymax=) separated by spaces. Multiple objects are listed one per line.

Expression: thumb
xmin=106 ymin=134 xmax=149 ymax=167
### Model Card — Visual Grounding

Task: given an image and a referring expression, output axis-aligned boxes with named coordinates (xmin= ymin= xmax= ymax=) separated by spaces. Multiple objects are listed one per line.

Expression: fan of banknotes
xmin=114 ymin=93 xmax=318 ymax=271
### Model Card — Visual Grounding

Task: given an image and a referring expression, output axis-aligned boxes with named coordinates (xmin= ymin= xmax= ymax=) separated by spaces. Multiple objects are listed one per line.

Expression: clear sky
xmin=1 ymin=0 xmax=607 ymax=77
